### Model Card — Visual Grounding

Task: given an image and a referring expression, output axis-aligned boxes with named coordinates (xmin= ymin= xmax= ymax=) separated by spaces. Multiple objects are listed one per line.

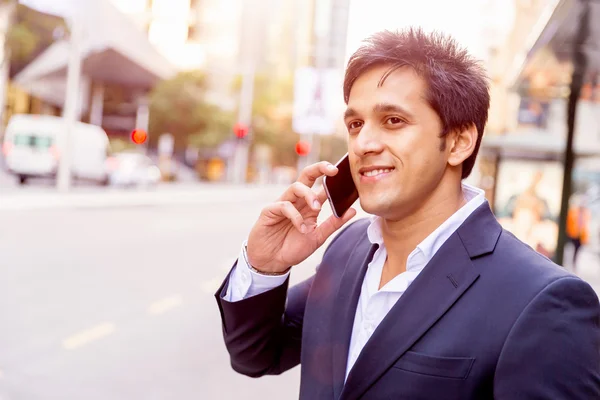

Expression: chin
xmin=359 ymin=197 xmax=393 ymax=217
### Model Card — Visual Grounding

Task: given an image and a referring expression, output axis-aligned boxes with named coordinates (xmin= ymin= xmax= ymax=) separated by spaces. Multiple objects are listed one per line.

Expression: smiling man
xmin=215 ymin=28 xmax=600 ymax=399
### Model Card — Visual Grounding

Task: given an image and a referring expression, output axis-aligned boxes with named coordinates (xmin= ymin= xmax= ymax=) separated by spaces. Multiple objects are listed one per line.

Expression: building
xmin=111 ymin=0 xmax=203 ymax=71
xmin=11 ymin=0 xmax=176 ymax=140
xmin=477 ymin=0 xmax=600 ymax=259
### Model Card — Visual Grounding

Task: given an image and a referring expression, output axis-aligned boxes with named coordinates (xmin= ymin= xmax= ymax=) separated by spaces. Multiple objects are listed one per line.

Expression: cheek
xmin=393 ymin=137 xmax=443 ymax=176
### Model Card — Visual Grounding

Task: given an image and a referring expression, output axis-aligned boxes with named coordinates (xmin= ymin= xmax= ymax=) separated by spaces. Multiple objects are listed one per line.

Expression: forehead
xmin=347 ymin=65 xmax=428 ymax=111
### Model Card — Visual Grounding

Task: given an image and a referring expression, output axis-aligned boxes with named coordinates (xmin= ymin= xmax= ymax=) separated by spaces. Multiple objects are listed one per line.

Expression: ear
xmin=447 ymin=124 xmax=477 ymax=168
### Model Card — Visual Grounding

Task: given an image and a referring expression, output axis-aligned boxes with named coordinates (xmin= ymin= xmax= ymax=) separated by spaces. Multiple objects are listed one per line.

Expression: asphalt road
xmin=0 ymin=194 xmax=344 ymax=399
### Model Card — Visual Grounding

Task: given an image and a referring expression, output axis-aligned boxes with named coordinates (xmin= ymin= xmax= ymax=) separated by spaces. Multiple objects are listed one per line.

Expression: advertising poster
xmin=495 ymin=160 xmax=562 ymax=259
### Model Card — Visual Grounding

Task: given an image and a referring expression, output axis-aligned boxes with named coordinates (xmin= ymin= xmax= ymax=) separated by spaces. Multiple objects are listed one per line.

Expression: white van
xmin=2 ymin=114 xmax=111 ymax=185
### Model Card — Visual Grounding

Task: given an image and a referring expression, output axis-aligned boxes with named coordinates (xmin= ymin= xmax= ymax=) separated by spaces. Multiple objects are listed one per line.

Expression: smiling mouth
xmin=361 ymin=168 xmax=395 ymax=177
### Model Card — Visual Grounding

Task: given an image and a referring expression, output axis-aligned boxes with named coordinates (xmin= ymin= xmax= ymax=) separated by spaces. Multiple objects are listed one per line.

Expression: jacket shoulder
xmin=490 ymin=228 xmax=579 ymax=287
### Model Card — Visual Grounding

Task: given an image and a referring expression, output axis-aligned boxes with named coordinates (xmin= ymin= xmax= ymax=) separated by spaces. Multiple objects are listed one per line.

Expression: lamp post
xmin=554 ymin=0 xmax=592 ymax=265
xmin=56 ymin=17 xmax=83 ymax=192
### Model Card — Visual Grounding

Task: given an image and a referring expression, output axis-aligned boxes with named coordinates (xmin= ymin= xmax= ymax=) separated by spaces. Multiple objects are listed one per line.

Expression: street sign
xmin=293 ymin=67 xmax=343 ymax=136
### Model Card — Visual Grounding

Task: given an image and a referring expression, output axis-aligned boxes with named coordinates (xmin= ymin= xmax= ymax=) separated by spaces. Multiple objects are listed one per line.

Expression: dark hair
xmin=343 ymin=28 xmax=490 ymax=179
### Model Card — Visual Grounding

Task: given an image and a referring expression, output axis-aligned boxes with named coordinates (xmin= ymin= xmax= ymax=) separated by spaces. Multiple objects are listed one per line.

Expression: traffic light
xmin=295 ymin=140 xmax=310 ymax=156
xmin=234 ymin=122 xmax=249 ymax=139
xmin=131 ymin=129 xmax=148 ymax=145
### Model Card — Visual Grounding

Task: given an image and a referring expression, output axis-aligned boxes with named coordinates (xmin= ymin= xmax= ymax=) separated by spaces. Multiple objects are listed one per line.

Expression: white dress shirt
xmin=224 ymin=183 xmax=486 ymax=380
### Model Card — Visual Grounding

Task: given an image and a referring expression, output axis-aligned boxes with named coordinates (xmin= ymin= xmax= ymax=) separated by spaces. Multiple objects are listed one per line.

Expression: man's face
xmin=344 ymin=65 xmax=450 ymax=220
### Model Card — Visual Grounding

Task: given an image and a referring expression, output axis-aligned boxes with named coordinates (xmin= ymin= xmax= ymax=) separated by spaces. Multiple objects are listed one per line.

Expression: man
xmin=567 ymin=196 xmax=592 ymax=271
xmin=215 ymin=28 xmax=600 ymax=399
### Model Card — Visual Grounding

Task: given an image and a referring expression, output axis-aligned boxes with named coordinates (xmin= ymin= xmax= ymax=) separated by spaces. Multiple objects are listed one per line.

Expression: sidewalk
xmin=0 ymin=183 xmax=289 ymax=211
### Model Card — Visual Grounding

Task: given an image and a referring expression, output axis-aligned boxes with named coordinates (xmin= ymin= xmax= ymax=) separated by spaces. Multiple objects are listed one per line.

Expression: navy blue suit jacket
xmin=215 ymin=203 xmax=600 ymax=399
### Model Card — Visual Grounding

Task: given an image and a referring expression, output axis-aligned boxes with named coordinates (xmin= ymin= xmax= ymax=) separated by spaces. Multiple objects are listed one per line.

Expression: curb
xmin=0 ymin=185 xmax=289 ymax=211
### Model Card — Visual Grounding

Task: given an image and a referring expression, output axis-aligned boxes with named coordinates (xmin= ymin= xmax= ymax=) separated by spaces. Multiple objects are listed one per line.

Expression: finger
xmin=314 ymin=207 xmax=357 ymax=246
xmin=280 ymin=182 xmax=322 ymax=211
xmin=297 ymin=161 xmax=338 ymax=187
xmin=315 ymin=187 xmax=328 ymax=203
xmin=265 ymin=201 xmax=308 ymax=233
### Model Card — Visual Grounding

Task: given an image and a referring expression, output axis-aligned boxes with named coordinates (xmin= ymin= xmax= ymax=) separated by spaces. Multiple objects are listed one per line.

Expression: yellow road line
xmin=147 ymin=295 xmax=183 ymax=315
xmin=62 ymin=323 xmax=116 ymax=350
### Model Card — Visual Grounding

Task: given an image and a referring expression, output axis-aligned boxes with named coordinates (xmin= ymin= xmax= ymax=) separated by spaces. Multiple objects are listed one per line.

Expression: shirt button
xmin=364 ymin=322 xmax=375 ymax=334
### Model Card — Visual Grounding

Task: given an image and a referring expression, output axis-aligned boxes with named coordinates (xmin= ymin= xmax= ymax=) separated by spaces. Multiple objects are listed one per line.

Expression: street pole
xmin=232 ymin=64 xmax=255 ymax=184
xmin=0 ymin=1 xmax=15 ymax=138
xmin=554 ymin=0 xmax=591 ymax=265
xmin=296 ymin=0 xmax=331 ymax=175
xmin=56 ymin=17 xmax=83 ymax=192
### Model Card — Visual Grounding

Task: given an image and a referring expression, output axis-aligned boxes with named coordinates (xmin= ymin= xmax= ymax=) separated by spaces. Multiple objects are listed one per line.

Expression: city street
xmin=0 ymin=186 xmax=599 ymax=399
xmin=0 ymin=186 xmax=346 ymax=399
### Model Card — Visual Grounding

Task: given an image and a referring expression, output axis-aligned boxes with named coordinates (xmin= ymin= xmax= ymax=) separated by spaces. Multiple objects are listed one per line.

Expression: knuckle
xmin=302 ymin=164 xmax=315 ymax=175
xmin=291 ymin=181 xmax=305 ymax=192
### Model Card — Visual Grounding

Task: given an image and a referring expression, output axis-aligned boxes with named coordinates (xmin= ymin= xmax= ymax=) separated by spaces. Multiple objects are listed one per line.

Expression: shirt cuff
xmin=224 ymin=241 xmax=290 ymax=302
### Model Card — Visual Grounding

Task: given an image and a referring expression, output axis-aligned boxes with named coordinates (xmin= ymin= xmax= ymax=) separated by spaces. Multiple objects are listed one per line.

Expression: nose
xmin=351 ymin=124 xmax=385 ymax=156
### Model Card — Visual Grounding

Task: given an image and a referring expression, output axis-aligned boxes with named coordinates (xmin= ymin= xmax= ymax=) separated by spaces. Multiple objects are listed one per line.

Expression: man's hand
xmin=246 ymin=161 xmax=357 ymax=274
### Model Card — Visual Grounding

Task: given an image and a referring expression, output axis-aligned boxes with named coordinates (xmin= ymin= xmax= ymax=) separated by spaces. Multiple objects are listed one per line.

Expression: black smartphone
xmin=323 ymin=153 xmax=359 ymax=218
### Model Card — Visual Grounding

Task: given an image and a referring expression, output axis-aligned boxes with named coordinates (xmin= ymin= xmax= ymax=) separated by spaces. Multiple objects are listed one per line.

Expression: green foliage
xmin=5 ymin=4 xmax=66 ymax=76
xmin=108 ymin=138 xmax=137 ymax=154
xmin=232 ymin=72 xmax=299 ymax=166
xmin=319 ymin=134 xmax=349 ymax=164
xmin=6 ymin=22 xmax=38 ymax=61
xmin=148 ymin=71 xmax=234 ymax=151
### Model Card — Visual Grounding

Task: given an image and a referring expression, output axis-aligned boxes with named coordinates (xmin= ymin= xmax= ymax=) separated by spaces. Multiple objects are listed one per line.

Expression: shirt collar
xmin=366 ymin=183 xmax=486 ymax=268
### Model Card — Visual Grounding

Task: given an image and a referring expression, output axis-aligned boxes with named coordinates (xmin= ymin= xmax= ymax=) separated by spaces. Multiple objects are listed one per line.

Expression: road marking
xmin=147 ymin=295 xmax=183 ymax=315
xmin=62 ymin=323 xmax=116 ymax=350
xmin=201 ymin=277 xmax=223 ymax=294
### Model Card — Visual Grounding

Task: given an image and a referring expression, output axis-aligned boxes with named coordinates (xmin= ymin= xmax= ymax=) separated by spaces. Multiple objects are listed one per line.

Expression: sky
xmin=346 ymin=0 xmax=516 ymax=64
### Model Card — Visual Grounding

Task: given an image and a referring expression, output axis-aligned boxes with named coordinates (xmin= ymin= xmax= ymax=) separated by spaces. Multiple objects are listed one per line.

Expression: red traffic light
xmin=131 ymin=129 xmax=148 ymax=145
xmin=234 ymin=122 xmax=249 ymax=139
xmin=295 ymin=140 xmax=310 ymax=156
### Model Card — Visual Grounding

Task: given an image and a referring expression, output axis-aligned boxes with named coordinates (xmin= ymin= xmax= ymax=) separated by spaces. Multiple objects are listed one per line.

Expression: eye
xmin=347 ymin=121 xmax=363 ymax=132
xmin=385 ymin=116 xmax=404 ymax=125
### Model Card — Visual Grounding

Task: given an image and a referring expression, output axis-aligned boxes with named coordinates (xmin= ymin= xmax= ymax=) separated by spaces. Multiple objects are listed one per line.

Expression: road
xmin=0 ymin=186 xmax=355 ymax=400
xmin=0 ymin=185 xmax=599 ymax=399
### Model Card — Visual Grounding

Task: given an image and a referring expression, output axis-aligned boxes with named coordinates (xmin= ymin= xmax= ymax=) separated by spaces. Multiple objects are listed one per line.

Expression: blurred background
xmin=0 ymin=0 xmax=599 ymax=398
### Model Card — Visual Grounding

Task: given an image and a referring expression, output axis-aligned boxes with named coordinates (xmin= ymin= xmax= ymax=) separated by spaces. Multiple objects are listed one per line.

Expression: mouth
xmin=359 ymin=166 xmax=395 ymax=178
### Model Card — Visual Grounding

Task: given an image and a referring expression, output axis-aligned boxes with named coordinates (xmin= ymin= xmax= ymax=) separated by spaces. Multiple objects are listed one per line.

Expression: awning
xmin=511 ymin=0 xmax=600 ymax=91
xmin=14 ymin=0 xmax=178 ymax=104
xmin=482 ymin=130 xmax=600 ymax=160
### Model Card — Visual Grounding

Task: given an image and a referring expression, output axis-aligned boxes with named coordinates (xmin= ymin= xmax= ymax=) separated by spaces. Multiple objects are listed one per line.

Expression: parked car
xmin=106 ymin=152 xmax=161 ymax=188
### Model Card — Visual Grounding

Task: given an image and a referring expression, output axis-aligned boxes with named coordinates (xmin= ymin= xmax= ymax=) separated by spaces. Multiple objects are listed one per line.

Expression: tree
xmin=148 ymin=70 xmax=234 ymax=152
xmin=232 ymin=72 xmax=299 ymax=167
xmin=4 ymin=2 xmax=65 ymax=77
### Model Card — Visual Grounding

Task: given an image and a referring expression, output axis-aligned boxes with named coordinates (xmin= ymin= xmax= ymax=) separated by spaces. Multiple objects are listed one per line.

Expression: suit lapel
xmin=331 ymin=233 xmax=378 ymax=400
xmin=340 ymin=203 xmax=501 ymax=400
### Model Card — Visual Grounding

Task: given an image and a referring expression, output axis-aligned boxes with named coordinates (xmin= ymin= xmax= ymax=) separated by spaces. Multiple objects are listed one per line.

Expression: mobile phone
xmin=323 ymin=153 xmax=359 ymax=218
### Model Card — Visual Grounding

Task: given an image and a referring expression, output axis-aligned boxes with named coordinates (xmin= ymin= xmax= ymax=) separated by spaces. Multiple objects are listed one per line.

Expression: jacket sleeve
xmin=214 ymin=219 xmax=366 ymax=378
xmin=215 ymin=270 xmax=313 ymax=377
xmin=494 ymin=276 xmax=600 ymax=399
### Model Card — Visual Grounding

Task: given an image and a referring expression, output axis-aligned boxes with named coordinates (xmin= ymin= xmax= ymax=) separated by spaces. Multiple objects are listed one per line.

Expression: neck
xmin=381 ymin=179 xmax=466 ymax=275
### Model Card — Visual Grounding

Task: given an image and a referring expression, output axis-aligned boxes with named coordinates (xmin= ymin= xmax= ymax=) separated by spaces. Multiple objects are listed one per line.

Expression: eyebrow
xmin=344 ymin=103 xmax=414 ymax=120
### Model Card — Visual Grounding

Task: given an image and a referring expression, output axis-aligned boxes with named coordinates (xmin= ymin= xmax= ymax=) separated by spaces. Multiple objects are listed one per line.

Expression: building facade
xmin=112 ymin=0 xmax=203 ymax=70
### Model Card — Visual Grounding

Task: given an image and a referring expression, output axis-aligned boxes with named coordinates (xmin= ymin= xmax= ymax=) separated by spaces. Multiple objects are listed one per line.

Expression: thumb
xmin=315 ymin=208 xmax=357 ymax=247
